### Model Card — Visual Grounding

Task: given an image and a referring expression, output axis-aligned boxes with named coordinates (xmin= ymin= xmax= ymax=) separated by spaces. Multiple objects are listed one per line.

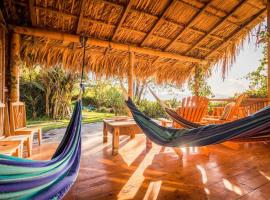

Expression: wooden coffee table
xmin=103 ymin=118 xmax=142 ymax=155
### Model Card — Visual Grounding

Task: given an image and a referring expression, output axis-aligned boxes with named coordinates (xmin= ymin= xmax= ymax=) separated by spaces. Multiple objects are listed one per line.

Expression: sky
xmin=145 ymin=33 xmax=264 ymax=101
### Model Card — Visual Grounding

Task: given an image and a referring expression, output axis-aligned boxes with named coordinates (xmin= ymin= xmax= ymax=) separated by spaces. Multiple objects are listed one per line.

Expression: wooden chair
xmin=174 ymin=96 xmax=209 ymax=127
xmin=9 ymin=102 xmax=42 ymax=147
xmin=202 ymin=94 xmax=246 ymax=124
xmin=0 ymin=140 xmax=22 ymax=157
xmin=0 ymin=103 xmax=30 ymax=157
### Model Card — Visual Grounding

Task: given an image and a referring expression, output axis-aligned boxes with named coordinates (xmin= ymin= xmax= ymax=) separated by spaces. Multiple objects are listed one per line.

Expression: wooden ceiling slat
xmin=140 ymin=0 xmax=178 ymax=46
xmin=29 ymin=0 xmax=37 ymax=26
xmin=205 ymin=9 xmax=266 ymax=59
xmin=35 ymin=4 xmax=225 ymax=44
xmin=164 ymin=0 xmax=213 ymax=51
xmin=112 ymin=0 xmax=133 ymax=41
xmin=185 ymin=0 xmax=248 ymax=55
xmin=76 ymin=0 xmax=87 ymax=34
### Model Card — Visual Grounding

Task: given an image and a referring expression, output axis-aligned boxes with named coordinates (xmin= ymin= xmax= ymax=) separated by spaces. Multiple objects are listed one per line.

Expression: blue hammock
xmin=0 ymin=100 xmax=82 ymax=200
xmin=126 ymin=98 xmax=270 ymax=146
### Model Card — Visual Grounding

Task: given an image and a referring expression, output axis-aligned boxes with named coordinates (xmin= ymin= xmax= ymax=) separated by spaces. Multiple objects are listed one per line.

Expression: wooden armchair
xmin=0 ymin=103 xmax=31 ymax=157
xmin=202 ymin=94 xmax=246 ymax=124
xmin=9 ymin=102 xmax=42 ymax=146
xmin=174 ymin=96 xmax=209 ymax=127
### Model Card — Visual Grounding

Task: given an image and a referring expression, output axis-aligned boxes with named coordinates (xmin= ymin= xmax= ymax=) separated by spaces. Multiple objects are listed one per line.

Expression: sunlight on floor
xmin=222 ymin=178 xmax=243 ymax=195
xmin=204 ymin=187 xmax=210 ymax=195
xmin=143 ymin=181 xmax=162 ymax=200
xmin=197 ymin=164 xmax=208 ymax=184
xmin=119 ymin=137 xmax=146 ymax=166
xmin=259 ymin=171 xmax=270 ymax=180
xmin=86 ymin=137 xmax=130 ymax=155
xmin=181 ymin=147 xmax=199 ymax=154
xmin=117 ymin=145 xmax=161 ymax=200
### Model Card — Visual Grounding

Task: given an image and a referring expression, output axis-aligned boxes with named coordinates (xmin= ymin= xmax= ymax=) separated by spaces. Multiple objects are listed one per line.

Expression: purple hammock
xmin=0 ymin=100 xmax=82 ymax=199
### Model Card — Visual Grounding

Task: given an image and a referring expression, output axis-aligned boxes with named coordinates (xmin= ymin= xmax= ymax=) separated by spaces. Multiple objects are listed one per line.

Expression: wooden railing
xmin=209 ymin=98 xmax=270 ymax=116
xmin=241 ymin=98 xmax=270 ymax=115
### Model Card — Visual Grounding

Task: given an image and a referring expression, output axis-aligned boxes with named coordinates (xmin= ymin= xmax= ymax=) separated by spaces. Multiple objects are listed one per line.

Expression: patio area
xmin=2 ymin=0 xmax=270 ymax=199
xmin=32 ymin=123 xmax=270 ymax=200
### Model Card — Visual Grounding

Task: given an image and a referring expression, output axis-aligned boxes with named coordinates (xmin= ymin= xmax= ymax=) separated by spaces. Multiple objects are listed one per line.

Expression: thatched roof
xmin=1 ymin=0 xmax=267 ymax=85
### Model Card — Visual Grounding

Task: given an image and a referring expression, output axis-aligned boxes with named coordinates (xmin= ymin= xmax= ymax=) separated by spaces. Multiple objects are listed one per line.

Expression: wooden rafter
xmin=29 ymin=0 xmax=36 ymax=26
xmin=34 ymin=4 xmax=217 ymax=55
xmin=76 ymin=0 xmax=87 ymax=34
xmin=12 ymin=26 xmax=207 ymax=64
xmin=140 ymin=0 xmax=178 ymax=46
xmin=205 ymin=9 xmax=266 ymax=59
xmin=165 ymin=0 xmax=213 ymax=51
xmin=34 ymin=5 xmax=225 ymax=45
xmin=185 ymin=0 xmax=248 ymax=55
xmin=112 ymin=0 xmax=133 ymax=41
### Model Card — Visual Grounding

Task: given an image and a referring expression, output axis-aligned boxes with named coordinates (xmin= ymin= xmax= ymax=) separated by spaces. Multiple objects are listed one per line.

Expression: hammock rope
xmin=148 ymin=87 xmax=202 ymax=128
xmin=0 ymin=36 xmax=88 ymax=199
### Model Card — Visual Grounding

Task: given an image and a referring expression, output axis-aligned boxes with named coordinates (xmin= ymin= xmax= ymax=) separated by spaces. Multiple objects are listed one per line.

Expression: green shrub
xmin=138 ymin=99 xmax=166 ymax=118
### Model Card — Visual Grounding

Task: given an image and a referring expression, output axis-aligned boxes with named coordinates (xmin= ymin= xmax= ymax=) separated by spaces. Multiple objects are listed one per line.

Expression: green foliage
xmin=40 ymin=67 xmax=78 ymax=119
xmin=20 ymin=67 xmax=45 ymax=119
xmin=188 ymin=67 xmax=214 ymax=98
xmin=245 ymin=64 xmax=267 ymax=98
xmin=82 ymin=81 xmax=127 ymax=115
xmin=82 ymin=80 xmax=180 ymax=118
xmin=20 ymin=66 xmax=78 ymax=119
xmin=138 ymin=99 xmax=166 ymax=118
xmin=137 ymin=98 xmax=179 ymax=118
xmin=244 ymin=29 xmax=267 ymax=98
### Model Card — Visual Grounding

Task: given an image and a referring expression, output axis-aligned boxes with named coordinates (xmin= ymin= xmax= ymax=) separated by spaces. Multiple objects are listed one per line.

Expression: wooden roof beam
xmin=29 ymin=0 xmax=37 ymax=26
xmin=140 ymin=0 xmax=178 ymax=46
xmin=76 ymin=0 xmax=87 ymax=34
xmin=112 ymin=0 xmax=133 ymax=41
xmin=185 ymin=0 xmax=248 ymax=55
xmin=205 ymin=9 xmax=266 ymax=59
xmin=35 ymin=5 xmax=225 ymax=43
xmin=12 ymin=26 xmax=207 ymax=64
xmin=163 ymin=19 xmax=225 ymax=41
xmin=165 ymin=0 xmax=213 ymax=51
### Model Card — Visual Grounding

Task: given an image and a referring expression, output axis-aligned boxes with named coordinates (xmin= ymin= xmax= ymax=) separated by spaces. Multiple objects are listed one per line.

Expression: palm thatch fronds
xmin=3 ymin=0 xmax=267 ymax=86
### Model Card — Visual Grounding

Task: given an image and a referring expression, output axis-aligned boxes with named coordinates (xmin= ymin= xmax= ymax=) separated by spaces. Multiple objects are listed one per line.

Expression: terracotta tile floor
xmin=31 ymin=123 xmax=270 ymax=200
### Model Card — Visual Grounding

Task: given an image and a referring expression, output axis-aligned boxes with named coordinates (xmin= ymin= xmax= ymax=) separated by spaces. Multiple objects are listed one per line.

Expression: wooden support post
xmin=10 ymin=33 xmax=20 ymax=102
xmin=128 ymin=51 xmax=134 ymax=98
xmin=267 ymin=0 xmax=270 ymax=99
xmin=194 ymin=66 xmax=199 ymax=96
xmin=127 ymin=51 xmax=134 ymax=117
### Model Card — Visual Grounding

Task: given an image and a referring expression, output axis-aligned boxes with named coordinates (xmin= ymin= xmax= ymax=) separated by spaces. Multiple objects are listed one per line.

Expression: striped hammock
xmin=0 ymin=100 xmax=82 ymax=200
xmin=126 ymin=98 xmax=270 ymax=147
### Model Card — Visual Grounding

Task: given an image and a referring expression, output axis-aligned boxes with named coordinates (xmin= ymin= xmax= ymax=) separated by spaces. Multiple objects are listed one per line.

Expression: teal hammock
xmin=0 ymin=100 xmax=82 ymax=199
xmin=126 ymin=98 xmax=270 ymax=146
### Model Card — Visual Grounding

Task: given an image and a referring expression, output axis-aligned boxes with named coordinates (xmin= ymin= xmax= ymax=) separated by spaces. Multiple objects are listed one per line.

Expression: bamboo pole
xmin=128 ymin=51 xmax=134 ymax=98
xmin=127 ymin=51 xmax=134 ymax=117
xmin=267 ymin=0 xmax=270 ymax=99
xmin=11 ymin=26 xmax=206 ymax=64
xmin=10 ymin=33 xmax=20 ymax=102
xmin=194 ymin=66 xmax=199 ymax=96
